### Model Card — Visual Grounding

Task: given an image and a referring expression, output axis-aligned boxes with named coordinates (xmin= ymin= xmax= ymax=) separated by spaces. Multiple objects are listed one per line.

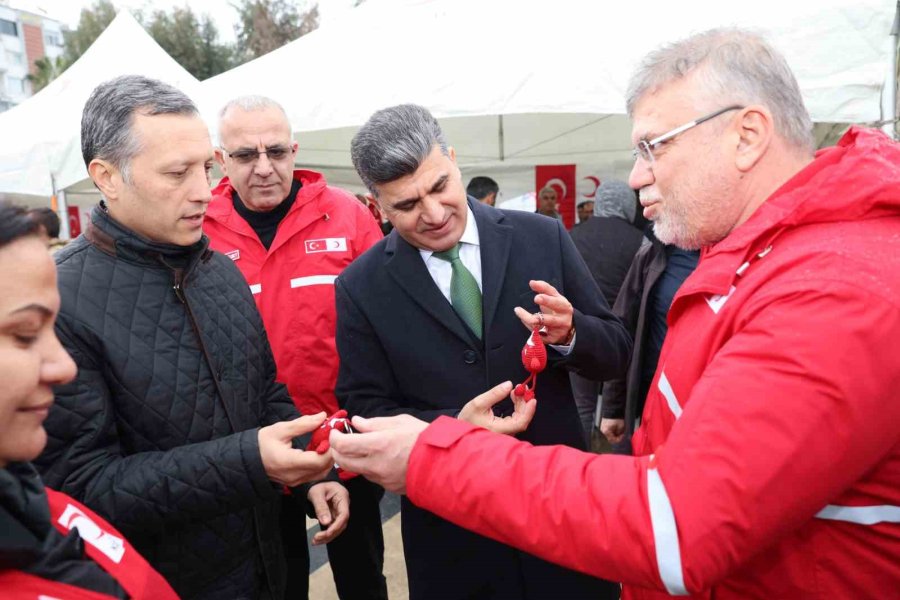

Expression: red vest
xmin=0 ymin=489 xmax=178 ymax=599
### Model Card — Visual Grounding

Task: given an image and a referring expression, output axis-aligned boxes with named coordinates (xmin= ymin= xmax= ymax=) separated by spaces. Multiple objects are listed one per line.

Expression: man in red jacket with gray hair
xmin=330 ymin=28 xmax=900 ymax=599
xmin=203 ymin=96 xmax=385 ymax=600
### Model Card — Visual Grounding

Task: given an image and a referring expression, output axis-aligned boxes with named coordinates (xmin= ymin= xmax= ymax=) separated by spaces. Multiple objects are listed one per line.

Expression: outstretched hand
xmin=458 ymin=381 xmax=537 ymax=435
xmin=330 ymin=414 xmax=429 ymax=495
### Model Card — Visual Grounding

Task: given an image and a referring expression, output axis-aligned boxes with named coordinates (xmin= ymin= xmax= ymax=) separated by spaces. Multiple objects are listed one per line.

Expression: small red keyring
xmin=516 ymin=327 xmax=548 ymax=401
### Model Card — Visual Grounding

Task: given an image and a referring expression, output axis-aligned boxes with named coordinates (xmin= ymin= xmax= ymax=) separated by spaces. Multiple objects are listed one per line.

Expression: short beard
xmin=652 ymin=217 xmax=704 ymax=250
xmin=647 ymin=173 xmax=732 ymax=250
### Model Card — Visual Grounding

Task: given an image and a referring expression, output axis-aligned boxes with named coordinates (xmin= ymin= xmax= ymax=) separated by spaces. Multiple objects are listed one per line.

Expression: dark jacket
xmin=35 ymin=207 xmax=303 ymax=599
xmin=0 ymin=463 xmax=126 ymax=598
xmin=569 ymin=216 xmax=645 ymax=307
xmin=335 ymin=199 xmax=630 ymax=599
xmin=601 ymin=238 xmax=666 ymax=439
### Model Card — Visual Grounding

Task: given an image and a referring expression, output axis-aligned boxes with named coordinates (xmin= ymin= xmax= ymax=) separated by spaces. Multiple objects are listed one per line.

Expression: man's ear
xmin=448 ymin=146 xmax=457 ymax=163
xmin=214 ymin=148 xmax=227 ymax=174
xmin=733 ymin=105 xmax=772 ymax=173
xmin=87 ymin=159 xmax=121 ymax=201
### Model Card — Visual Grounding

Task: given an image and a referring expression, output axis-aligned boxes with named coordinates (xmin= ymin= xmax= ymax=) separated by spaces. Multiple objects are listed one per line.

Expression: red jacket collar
xmin=207 ymin=169 xmax=329 ymax=225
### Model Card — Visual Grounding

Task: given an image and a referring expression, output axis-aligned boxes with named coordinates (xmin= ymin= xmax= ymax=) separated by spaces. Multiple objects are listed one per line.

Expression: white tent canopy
xmin=0 ymin=11 xmax=202 ymax=203
xmin=0 ymin=1 xmax=894 ymax=209
xmin=201 ymin=0 xmax=897 ymax=198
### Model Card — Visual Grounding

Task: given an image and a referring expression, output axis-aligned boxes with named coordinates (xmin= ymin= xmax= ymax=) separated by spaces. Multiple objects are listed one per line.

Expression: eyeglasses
xmin=222 ymin=145 xmax=294 ymax=165
xmin=632 ymin=105 xmax=744 ymax=164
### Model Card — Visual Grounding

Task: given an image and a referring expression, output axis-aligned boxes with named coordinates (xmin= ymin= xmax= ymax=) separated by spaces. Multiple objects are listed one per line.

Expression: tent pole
xmin=886 ymin=1 xmax=899 ymax=139
xmin=52 ymin=175 xmax=71 ymax=240
xmin=498 ymin=115 xmax=505 ymax=161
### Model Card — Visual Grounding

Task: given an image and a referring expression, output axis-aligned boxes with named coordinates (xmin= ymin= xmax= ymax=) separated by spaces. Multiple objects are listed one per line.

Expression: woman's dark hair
xmin=0 ymin=201 xmax=41 ymax=248
xmin=27 ymin=207 xmax=61 ymax=238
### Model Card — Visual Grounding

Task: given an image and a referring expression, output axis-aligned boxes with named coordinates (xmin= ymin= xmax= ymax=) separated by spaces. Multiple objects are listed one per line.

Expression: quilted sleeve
xmin=35 ymin=313 xmax=279 ymax=537
xmin=553 ymin=220 xmax=632 ymax=381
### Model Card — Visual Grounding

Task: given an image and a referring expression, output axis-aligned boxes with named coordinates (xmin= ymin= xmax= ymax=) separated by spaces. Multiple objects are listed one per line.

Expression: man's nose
xmin=628 ymin=158 xmax=654 ymax=191
xmin=191 ymin=170 xmax=213 ymax=204
xmin=420 ymin=195 xmax=444 ymax=222
xmin=254 ymin=152 xmax=274 ymax=176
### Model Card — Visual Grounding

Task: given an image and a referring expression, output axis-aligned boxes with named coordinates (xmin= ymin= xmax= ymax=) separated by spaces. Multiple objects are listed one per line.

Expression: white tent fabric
xmin=200 ymin=0 xmax=897 ymax=197
xmin=0 ymin=11 xmax=202 ymax=201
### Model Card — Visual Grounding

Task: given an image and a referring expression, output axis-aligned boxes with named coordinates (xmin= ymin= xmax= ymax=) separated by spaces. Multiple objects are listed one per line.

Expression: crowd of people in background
xmin=1 ymin=24 xmax=898 ymax=600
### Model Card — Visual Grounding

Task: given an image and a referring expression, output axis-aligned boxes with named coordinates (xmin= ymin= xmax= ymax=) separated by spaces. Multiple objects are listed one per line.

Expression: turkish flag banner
xmin=305 ymin=237 xmax=348 ymax=253
xmin=67 ymin=206 xmax=82 ymax=238
xmin=535 ymin=164 xmax=576 ymax=229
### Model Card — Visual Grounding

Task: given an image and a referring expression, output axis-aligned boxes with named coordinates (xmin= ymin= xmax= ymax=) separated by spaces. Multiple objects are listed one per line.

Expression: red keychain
xmin=307 ymin=409 xmax=359 ymax=480
xmin=514 ymin=318 xmax=548 ymax=401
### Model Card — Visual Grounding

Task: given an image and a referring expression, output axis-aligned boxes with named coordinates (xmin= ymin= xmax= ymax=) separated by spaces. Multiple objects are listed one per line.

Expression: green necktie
xmin=433 ymin=244 xmax=483 ymax=339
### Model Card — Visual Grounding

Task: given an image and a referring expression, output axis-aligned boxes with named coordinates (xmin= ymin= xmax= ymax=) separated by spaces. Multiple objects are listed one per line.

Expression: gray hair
xmin=538 ymin=186 xmax=558 ymax=198
xmin=351 ymin=104 xmax=448 ymax=196
xmin=594 ymin=179 xmax=636 ymax=223
xmin=81 ymin=75 xmax=198 ymax=183
xmin=217 ymin=95 xmax=292 ymax=143
xmin=626 ymin=28 xmax=814 ymax=152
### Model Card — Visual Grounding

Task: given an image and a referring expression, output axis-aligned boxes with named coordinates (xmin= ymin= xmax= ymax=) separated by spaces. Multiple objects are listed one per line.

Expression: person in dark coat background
xmin=568 ymin=180 xmax=646 ymax=443
xmin=599 ymin=236 xmax=699 ymax=453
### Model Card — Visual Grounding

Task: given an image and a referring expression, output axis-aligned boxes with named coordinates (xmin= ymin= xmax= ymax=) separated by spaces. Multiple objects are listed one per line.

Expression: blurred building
xmin=0 ymin=1 xmax=65 ymax=112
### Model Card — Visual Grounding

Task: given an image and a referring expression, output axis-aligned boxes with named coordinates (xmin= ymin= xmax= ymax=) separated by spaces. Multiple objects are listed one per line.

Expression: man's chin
xmin=653 ymin=222 xmax=702 ymax=251
xmin=246 ymin=196 xmax=282 ymax=212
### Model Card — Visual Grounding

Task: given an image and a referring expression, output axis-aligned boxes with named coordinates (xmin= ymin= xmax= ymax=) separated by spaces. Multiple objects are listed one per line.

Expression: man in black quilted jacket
xmin=34 ymin=75 xmax=349 ymax=600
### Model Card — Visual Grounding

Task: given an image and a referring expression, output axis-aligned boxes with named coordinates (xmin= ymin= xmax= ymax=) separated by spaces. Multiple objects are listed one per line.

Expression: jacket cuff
xmin=601 ymin=404 xmax=625 ymax=419
xmin=407 ymin=416 xmax=478 ymax=503
xmin=242 ymin=428 xmax=280 ymax=500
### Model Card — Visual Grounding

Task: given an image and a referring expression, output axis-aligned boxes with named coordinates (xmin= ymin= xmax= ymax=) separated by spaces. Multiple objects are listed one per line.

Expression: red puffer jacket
xmin=405 ymin=127 xmax=900 ymax=598
xmin=205 ymin=170 xmax=382 ymax=415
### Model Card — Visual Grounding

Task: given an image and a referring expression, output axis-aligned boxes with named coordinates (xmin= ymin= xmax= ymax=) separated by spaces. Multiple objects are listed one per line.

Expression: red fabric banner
xmin=67 ymin=206 xmax=82 ymax=238
xmin=535 ymin=164 xmax=576 ymax=229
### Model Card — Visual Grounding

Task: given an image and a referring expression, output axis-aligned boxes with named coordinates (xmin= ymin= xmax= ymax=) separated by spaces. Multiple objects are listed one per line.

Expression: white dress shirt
xmin=419 ymin=206 xmax=482 ymax=301
xmin=418 ymin=206 xmax=574 ymax=354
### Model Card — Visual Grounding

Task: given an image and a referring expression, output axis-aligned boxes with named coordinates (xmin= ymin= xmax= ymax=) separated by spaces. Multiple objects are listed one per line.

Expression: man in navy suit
xmin=335 ymin=104 xmax=630 ymax=600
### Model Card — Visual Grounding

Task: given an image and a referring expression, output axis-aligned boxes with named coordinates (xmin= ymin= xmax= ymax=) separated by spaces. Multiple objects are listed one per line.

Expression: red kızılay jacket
xmin=0 ymin=488 xmax=178 ymax=599
xmin=405 ymin=127 xmax=900 ymax=598
xmin=205 ymin=170 xmax=382 ymax=415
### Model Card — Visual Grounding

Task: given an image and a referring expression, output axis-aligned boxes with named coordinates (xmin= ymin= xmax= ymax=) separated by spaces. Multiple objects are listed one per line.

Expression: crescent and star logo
xmin=305 ymin=237 xmax=348 ymax=254
xmin=57 ymin=504 xmax=126 ymax=564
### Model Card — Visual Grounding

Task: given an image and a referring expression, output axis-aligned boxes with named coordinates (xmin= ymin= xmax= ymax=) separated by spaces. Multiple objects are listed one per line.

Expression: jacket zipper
xmin=174 ymin=264 xmax=274 ymax=593
xmin=172 ymin=270 xmax=238 ymax=432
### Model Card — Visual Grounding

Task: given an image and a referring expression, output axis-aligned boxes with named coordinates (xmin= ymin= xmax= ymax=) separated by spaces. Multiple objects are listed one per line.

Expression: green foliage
xmin=62 ymin=0 xmax=117 ymax=66
xmin=145 ymin=8 xmax=235 ymax=80
xmin=28 ymin=0 xmax=324 ymax=89
xmin=233 ymin=0 xmax=319 ymax=61
xmin=26 ymin=55 xmax=66 ymax=93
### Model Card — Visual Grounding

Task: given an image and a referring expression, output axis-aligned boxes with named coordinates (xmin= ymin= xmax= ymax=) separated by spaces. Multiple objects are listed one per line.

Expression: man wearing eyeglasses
xmin=328 ymin=28 xmax=900 ymax=599
xmin=204 ymin=96 xmax=386 ymax=600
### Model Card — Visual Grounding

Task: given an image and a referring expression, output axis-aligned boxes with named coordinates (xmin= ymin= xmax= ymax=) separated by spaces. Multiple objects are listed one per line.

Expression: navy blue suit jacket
xmin=335 ymin=198 xmax=629 ymax=599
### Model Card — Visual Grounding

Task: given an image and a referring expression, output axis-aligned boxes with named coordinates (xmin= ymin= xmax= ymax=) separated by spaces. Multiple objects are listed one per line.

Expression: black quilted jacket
xmin=35 ymin=206 xmax=302 ymax=600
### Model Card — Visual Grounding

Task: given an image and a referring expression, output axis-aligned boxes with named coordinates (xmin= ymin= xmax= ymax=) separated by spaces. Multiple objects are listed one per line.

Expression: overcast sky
xmin=11 ymin=0 xmax=357 ymax=43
